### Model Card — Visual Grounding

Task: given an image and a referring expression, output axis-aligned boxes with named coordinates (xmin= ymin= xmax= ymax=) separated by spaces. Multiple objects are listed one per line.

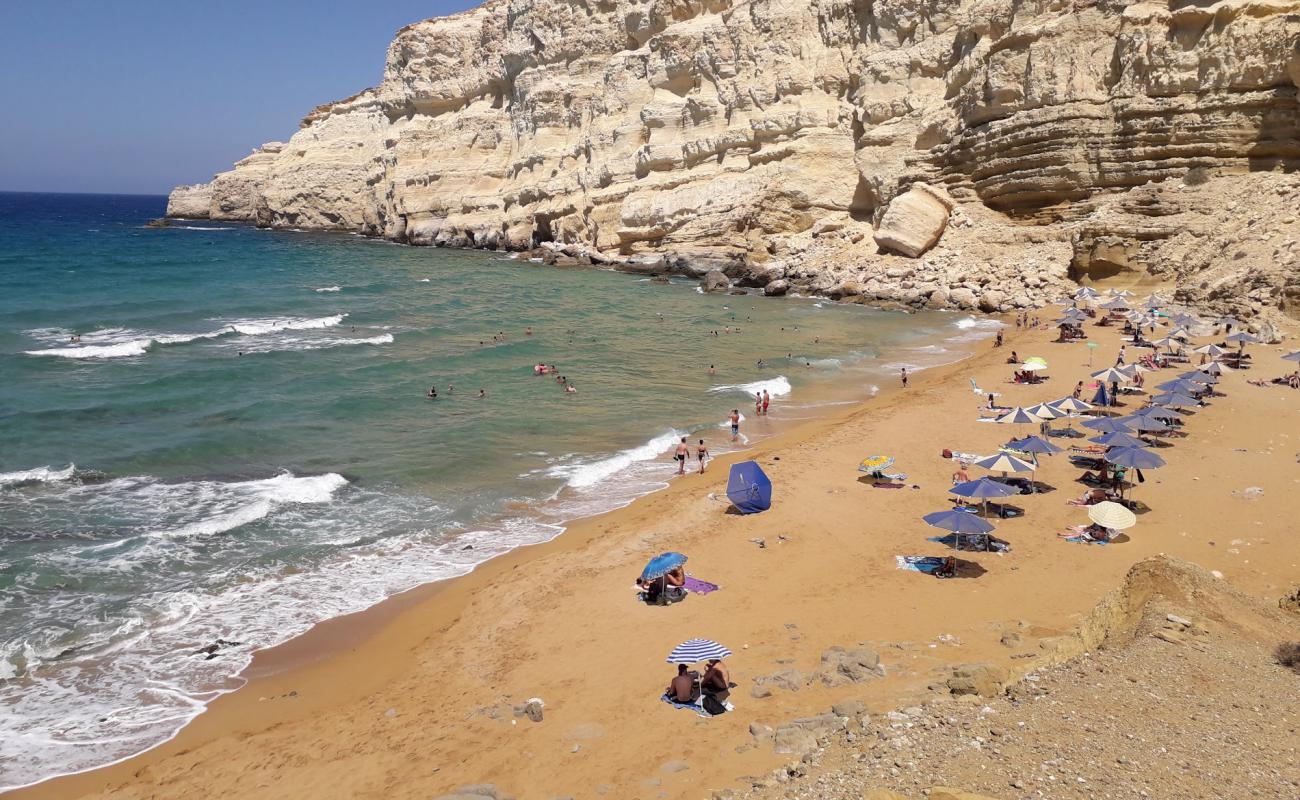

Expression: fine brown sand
xmin=14 ymin=315 xmax=1300 ymax=800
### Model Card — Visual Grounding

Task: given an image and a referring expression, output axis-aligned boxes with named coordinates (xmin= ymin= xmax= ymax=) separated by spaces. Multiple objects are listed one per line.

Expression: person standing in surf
xmin=674 ymin=437 xmax=690 ymax=475
xmin=730 ymin=409 xmax=740 ymax=442
xmin=755 ymin=392 xmax=762 ymax=417
xmin=761 ymin=389 xmax=770 ymax=416
xmin=901 ymin=367 xmax=909 ymax=388
xmin=697 ymin=439 xmax=709 ymax=473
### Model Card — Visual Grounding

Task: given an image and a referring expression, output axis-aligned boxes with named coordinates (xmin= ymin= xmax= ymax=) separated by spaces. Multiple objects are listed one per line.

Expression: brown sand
xmin=14 ymin=317 xmax=1300 ymax=800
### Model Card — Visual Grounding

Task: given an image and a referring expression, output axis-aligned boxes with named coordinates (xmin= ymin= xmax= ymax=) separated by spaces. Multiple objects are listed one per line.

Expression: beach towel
xmin=1059 ymin=527 xmax=1108 ymax=545
xmin=661 ymin=693 xmax=733 ymax=718
xmin=683 ymin=576 xmax=719 ymax=594
xmin=895 ymin=555 xmax=946 ymax=574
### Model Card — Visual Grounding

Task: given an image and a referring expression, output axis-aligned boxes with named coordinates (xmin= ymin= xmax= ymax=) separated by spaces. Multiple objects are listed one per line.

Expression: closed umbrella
xmin=1088 ymin=501 xmax=1136 ymax=530
xmin=666 ymin=639 xmax=732 ymax=664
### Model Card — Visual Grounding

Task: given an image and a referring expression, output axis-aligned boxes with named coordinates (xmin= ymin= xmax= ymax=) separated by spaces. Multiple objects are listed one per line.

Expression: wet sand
xmin=14 ymin=315 xmax=1300 ymax=800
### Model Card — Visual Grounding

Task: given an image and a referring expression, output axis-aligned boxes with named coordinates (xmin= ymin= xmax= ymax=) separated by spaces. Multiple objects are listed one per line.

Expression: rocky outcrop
xmin=166 ymin=184 xmax=212 ymax=219
xmin=168 ymin=0 xmax=1300 ymax=316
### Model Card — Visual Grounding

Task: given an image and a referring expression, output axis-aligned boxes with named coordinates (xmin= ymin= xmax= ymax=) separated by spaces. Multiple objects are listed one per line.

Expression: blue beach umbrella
xmin=640 ymin=552 xmax=688 ymax=581
xmin=1138 ymin=405 xmax=1186 ymax=421
xmin=1091 ymin=383 xmax=1110 ymax=407
xmin=1119 ymin=414 xmax=1170 ymax=434
xmin=1008 ymin=435 xmax=1064 ymax=455
xmin=1105 ymin=446 xmax=1166 ymax=470
xmin=1282 ymin=351 xmax=1300 ymax=363
xmin=1081 ymin=416 xmax=1134 ymax=434
xmin=1177 ymin=370 xmax=1216 ymax=384
xmin=1156 ymin=379 xmax=1203 ymax=394
xmin=922 ymin=509 xmax=996 ymax=534
xmin=1089 ymin=431 xmax=1147 ymax=449
xmin=726 ymin=461 xmax=772 ymax=514
xmin=666 ymin=638 xmax=732 ymax=664
xmin=950 ymin=477 xmax=1018 ymax=500
xmin=1151 ymin=392 xmax=1199 ymax=408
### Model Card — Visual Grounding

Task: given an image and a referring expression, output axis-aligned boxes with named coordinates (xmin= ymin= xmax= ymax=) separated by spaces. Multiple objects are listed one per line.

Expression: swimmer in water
xmin=478 ymin=388 xmax=487 ymax=399
xmin=708 ymin=364 xmax=715 ymax=375
xmin=427 ymin=386 xmax=438 ymax=399
xmin=564 ymin=383 xmax=577 ymax=394
xmin=526 ymin=326 xmax=533 ymax=336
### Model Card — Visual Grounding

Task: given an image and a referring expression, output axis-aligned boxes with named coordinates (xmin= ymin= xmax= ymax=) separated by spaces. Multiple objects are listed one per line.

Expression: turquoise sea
xmin=0 ymin=192 xmax=1001 ymax=788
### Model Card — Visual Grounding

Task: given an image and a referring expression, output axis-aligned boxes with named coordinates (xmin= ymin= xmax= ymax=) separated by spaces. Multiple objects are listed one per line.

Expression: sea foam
xmin=0 ymin=464 xmax=75 ymax=487
xmin=547 ymin=430 xmax=686 ymax=489
xmin=709 ymin=375 xmax=793 ymax=398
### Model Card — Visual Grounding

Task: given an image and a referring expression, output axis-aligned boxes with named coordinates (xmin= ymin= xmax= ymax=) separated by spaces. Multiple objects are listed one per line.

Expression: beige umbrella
xmin=1087 ymin=501 xmax=1136 ymax=530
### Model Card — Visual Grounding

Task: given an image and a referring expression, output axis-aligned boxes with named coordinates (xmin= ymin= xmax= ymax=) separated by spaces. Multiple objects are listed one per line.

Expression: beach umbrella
xmin=1119 ymin=414 xmax=1170 ymax=434
xmin=1091 ymin=382 xmax=1111 ymax=407
xmin=949 ymin=476 xmax=1018 ymax=516
xmin=1137 ymin=405 xmax=1185 ymax=421
xmin=1282 ymin=351 xmax=1300 ymax=363
xmin=1215 ymin=316 xmax=1243 ymax=328
xmin=923 ymin=509 xmax=996 ymax=535
xmin=1051 ymin=397 xmax=1093 ymax=413
xmin=1088 ymin=501 xmax=1136 ymax=531
xmin=640 ymin=552 xmax=688 ymax=581
xmin=1081 ymin=416 xmax=1134 ymax=433
xmin=1224 ymin=332 xmax=1258 ymax=351
xmin=1020 ymin=361 xmax=1048 ymax=372
xmin=1199 ymin=361 xmax=1231 ymax=375
xmin=1144 ymin=295 xmax=1165 ymax=310
xmin=1009 ymin=435 xmax=1064 ymax=455
xmin=1110 ymin=289 xmax=1136 ymax=298
xmin=1149 ymin=337 xmax=1180 ymax=351
xmin=1178 ymin=370 xmax=1215 ymax=383
xmin=1105 ymin=446 xmax=1166 ymax=470
xmin=995 ymin=407 xmax=1045 ymax=426
xmin=1118 ymin=364 xmax=1148 ymax=380
xmin=1155 ymin=379 xmax=1204 ymax=394
xmin=1170 ymin=313 xmax=1198 ymax=328
xmin=1025 ymin=402 xmax=1063 ymax=421
xmin=972 ymin=452 xmax=1036 ymax=474
xmin=1151 ymin=392 xmax=1199 ymax=408
xmin=1089 ymin=431 xmax=1147 ymax=449
xmin=666 ymin=638 xmax=732 ymax=664
xmin=1167 ymin=328 xmax=1191 ymax=341
xmin=1193 ymin=343 xmax=1228 ymax=357
xmin=1091 ymin=367 xmax=1130 ymax=384
xmin=726 ymin=461 xmax=772 ymax=514
xmin=1075 ymin=287 xmax=1099 ymax=300
xmin=858 ymin=454 xmax=895 ymax=474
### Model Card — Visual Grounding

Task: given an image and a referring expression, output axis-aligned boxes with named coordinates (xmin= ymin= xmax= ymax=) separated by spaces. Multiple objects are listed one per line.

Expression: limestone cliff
xmin=169 ymin=0 xmax=1300 ymax=320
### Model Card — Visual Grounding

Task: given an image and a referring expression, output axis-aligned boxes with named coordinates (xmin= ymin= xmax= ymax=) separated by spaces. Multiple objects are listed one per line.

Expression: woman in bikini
xmin=697 ymin=439 xmax=709 ymax=473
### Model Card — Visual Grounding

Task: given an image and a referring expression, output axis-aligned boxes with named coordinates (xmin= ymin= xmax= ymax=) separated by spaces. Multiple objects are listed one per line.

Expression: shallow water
xmin=0 ymin=192 xmax=999 ymax=788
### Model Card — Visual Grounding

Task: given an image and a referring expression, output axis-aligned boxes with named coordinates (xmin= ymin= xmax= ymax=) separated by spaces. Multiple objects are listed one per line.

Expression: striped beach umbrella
xmin=1193 ymin=343 xmax=1228 ymax=357
xmin=1025 ymin=402 xmax=1062 ymax=420
xmin=1199 ymin=361 xmax=1231 ymax=375
xmin=950 ymin=477 xmax=1018 ymax=500
xmin=973 ymin=452 xmax=1035 ymax=474
xmin=1088 ymin=501 xmax=1136 ymax=530
xmin=1091 ymin=367 xmax=1130 ymax=384
xmin=1050 ymin=396 xmax=1093 ymax=413
xmin=996 ymin=407 xmax=1044 ymax=425
xmin=666 ymin=639 xmax=732 ymax=664
xmin=1009 ymin=435 xmax=1064 ymax=455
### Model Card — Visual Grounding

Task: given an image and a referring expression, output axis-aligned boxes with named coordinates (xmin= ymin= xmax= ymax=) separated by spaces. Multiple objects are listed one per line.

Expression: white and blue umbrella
xmin=1050 ymin=397 xmax=1093 ymax=413
xmin=667 ymin=639 xmax=732 ymax=664
xmin=1091 ymin=367 xmax=1130 ymax=384
xmin=950 ymin=477 xmax=1018 ymax=500
xmin=1193 ymin=343 xmax=1228 ymax=357
xmin=1224 ymin=332 xmax=1258 ymax=347
xmin=973 ymin=452 xmax=1036 ymax=474
xmin=1119 ymin=414 xmax=1170 ymax=433
xmin=1282 ymin=351 xmax=1300 ymax=363
xmin=1156 ymin=379 xmax=1204 ymax=394
xmin=1137 ymin=405 xmax=1186 ymax=421
xmin=1198 ymin=361 xmax=1231 ymax=375
xmin=1009 ymin=435 xmax=1064 ymax=455
xmin=996 ymin=407 xmax=1045 ymax=425
xmin=1025 ymin=402 xmax=1063 ymax=420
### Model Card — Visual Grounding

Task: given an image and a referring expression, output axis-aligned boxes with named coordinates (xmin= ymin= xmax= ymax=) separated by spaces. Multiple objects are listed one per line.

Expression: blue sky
xmin=0 ymin=1 xmax=475 ymax=195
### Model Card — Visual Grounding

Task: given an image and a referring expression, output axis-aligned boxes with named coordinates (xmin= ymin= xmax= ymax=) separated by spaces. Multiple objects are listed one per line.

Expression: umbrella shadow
xmin=1107 ymin=532 xmax=1132 ymax=544
xmin=856 ymin=475 xmax=906 ymax=488
xmin=723 ymin=505 xmax=744 ymax=516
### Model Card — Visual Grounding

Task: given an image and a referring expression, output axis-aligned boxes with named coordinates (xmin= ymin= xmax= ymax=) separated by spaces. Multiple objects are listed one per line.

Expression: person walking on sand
xmin=697 ymin=439 xmax=709 ymax=473
xmin=1116 ymin=345 xmax=1126 ymax=366
xmin=674 ymin=437 xmax=690 ymax=475
xmin=730 ymin=409 xmax=740 ymax=442
xmin=901 ymin=367 xmax=909 ymax=388
xmin=761 ymin=389 xmax=770 ymax=416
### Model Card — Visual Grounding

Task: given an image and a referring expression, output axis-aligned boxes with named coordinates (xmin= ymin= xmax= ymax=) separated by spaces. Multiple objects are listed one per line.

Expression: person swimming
xmin=478 ymin=388 xmax=487 ymax=399
xmin=427 ymin=386 xmax=438 ymax=399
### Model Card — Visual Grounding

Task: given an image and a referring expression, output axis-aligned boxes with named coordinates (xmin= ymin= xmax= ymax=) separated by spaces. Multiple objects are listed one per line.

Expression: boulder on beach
xmin=702 ymin=269 xmax=731 ymax=293
xmin=873 ymin=183 xmax=956 ymax=258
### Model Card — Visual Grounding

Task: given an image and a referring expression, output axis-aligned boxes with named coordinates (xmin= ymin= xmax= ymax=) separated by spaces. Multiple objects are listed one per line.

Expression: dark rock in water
xmin=701 ymin=269 xmax=730 ymax=293
xmin=763 ymin=279 xmax=790 ymax=296
xmin=728 ymin=288 xmax=748 ymax=295
xmin=145 ymin=218 xmax=172 ymax=228
xmin=650 ymin=275 xmax=670 ymax=284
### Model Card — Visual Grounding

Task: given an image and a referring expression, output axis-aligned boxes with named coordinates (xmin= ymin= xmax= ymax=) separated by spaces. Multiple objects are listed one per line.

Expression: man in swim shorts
xmin=730 ymin=410 xmax=740 ymax=442
xmin=674 ymin=437 xmax=690 ymax=475
xmin=697 ymin=439 xmax=709 ymax=473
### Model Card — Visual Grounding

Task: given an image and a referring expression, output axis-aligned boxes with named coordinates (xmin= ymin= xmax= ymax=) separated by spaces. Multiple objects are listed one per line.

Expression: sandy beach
xmin=15 ymin=312 xmax=1300 ymax=800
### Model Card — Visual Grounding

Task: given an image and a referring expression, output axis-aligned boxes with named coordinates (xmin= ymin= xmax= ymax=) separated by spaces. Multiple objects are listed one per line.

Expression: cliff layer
xmin=169 ymin=0 xmax=1300 ymax=320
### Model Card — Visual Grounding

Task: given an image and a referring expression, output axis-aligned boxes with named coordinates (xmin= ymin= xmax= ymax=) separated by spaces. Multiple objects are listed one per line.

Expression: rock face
xmin=873 ymin=184 xmax=955 ymax=258
xmin=169 ymin=0 xmax=1300 ymax=317
xmin=166 ymin=184 xmax=212 ymax=219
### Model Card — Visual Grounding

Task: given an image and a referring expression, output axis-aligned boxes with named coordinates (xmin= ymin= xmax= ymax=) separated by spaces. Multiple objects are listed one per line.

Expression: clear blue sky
xmin=0 ymin=1 xmax=476 ymax=195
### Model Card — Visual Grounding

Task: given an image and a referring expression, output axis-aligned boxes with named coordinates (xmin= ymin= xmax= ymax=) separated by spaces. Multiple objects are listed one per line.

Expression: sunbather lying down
xmin=1061 ymin=523 xmax=1116 ymax=543
xmin=1067 ymin=488 xmax=1113 ymax=506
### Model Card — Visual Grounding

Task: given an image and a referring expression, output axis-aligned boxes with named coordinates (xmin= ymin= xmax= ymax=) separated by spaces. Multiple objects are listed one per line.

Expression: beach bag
xmin=941 ymin=449 xmax=953 ymax=459
xmin=702 ymin=694 xmax=727 ymax=716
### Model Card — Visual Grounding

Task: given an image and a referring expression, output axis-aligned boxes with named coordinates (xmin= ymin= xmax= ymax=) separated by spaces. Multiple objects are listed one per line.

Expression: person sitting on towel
xmin=1078 ymin=463 xmax=1110 ymax=484
xmin=701 ymin=659 xmax=732 ymax=702
xmin=668 ymin=664 xmax=700 ymax=703
xmin=934 ymin=556 xmax=958 ymax=579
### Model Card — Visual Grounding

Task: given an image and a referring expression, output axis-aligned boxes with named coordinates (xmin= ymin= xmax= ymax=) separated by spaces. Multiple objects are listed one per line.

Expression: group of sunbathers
xmin=666 ymin=659 xmax=732 ymax=707
xmin=1248 ymin=370 xmax=1300 ymax=389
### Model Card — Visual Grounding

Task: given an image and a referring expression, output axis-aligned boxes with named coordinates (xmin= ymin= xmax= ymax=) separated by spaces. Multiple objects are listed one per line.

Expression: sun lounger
xmin=970 ymin=378 xmax=1000 ymax=397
